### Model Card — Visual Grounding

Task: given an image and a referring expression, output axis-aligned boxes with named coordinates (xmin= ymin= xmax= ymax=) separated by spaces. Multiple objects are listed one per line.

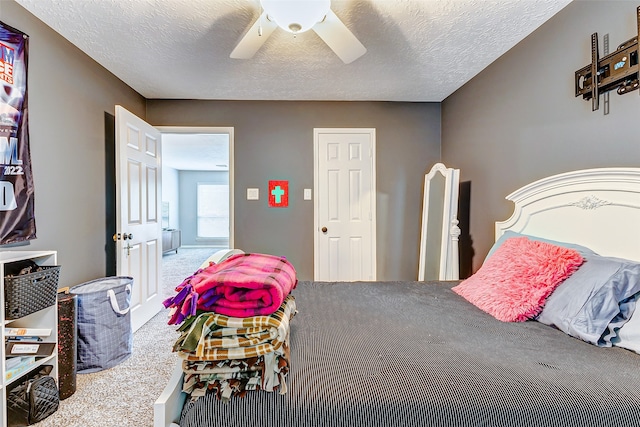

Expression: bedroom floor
xmin=32 ymin=247 xmax=218 ymax=427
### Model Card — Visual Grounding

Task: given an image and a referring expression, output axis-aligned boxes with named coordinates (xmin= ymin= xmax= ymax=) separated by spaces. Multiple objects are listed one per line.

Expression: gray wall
xmin=178 ymin=170 xmax=229 ymax=246
xmin=442 ymin=0 xmax=640 ymax=273
xmin=3 ymin=1 xmax=146 ymax=288
xmin=147 ymin=101 xmax=442 ymax=280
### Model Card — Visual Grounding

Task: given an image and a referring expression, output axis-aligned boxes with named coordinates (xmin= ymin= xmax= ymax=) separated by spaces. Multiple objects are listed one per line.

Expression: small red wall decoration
xmin=268 ymin=180 xmax=289 ymax=207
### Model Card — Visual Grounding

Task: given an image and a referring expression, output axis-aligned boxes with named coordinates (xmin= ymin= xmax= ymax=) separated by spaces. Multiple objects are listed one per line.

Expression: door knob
xmin=113 ymin=233 xmax=134 ymax=241
xmin=321 ymin=227 xmax=328 ymax=233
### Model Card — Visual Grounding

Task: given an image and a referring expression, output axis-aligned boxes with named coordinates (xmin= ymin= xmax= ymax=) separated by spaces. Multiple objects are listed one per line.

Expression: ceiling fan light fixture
xmin=260 ymin=0 xmax=331 ymax=34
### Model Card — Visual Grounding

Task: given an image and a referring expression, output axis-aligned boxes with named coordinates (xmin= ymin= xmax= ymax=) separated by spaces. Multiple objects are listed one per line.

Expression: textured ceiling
xmin=14 ymin=0 xmax=572 ymax=102
xmin=162 ymin=133 xmax=230 ymax=171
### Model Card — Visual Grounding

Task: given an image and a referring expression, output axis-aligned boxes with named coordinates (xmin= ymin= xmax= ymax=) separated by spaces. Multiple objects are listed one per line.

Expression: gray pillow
xmin=612 ymin=294 xmax=640 ymax=353
xmin=536 ymin=253 xmax=640 ymax=346
xmin=485 ymin=230 xmax=598 ymax=262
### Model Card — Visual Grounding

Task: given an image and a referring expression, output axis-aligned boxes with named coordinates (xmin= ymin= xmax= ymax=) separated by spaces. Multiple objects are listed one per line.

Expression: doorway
xmin=103 ymin=120 xmax=234 ymax=331
xmin=158 ymin=127 xmax=234 ymax=253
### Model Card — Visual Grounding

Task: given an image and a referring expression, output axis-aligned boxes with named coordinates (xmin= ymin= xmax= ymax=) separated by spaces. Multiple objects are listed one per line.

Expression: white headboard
xmin=496 ymin=167 xmax=640 ymax=262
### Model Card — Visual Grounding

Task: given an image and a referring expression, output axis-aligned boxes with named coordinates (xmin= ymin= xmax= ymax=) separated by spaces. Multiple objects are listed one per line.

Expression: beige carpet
xmin=34 ymin=247 xmax=220 ymax=427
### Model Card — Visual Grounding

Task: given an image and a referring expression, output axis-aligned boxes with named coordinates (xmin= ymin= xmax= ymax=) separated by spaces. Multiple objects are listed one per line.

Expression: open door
xmin=115 ymin=105 xmax=162 ymax=332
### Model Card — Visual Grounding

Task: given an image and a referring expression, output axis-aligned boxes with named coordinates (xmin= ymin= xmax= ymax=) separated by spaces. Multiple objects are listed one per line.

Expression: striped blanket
xmin=164 ymin=253 xmax=297 ymax=325
xmin=174 ymin=295 xmax=296 ymax=361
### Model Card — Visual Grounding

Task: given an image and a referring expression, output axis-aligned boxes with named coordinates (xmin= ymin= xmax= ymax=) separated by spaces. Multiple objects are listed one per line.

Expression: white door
xmin=314 ymin=128 xmax=376 ymax=281
xmin=115 ymin=105 xmax=162 ymax=332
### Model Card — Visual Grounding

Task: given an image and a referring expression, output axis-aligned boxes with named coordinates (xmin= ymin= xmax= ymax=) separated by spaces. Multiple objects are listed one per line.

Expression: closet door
xmin=314 ymin=128 xmax=376 ymax=281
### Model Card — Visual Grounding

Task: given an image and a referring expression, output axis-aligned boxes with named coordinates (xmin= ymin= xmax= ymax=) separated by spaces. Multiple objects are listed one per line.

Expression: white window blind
xmin=197 ymin=183 xmax=229 ymax=239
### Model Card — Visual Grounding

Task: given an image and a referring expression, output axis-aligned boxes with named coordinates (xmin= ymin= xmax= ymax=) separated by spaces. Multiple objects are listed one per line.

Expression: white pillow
xmin=199 ymin=249 xmax=244 ymax=269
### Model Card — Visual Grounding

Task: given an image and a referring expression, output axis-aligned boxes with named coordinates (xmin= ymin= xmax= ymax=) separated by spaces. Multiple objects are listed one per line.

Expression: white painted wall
xmin=161 ymin=166 xmax=180 ymax=230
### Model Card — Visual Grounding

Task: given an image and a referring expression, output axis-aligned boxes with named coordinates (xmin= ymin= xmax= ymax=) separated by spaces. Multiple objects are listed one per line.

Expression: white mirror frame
xmin=418 ymin=163 xmax=460 ymax=281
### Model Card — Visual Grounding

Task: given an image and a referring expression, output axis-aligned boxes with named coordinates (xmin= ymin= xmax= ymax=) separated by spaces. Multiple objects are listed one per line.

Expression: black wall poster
xmin=0 ymin=21 xmax=36 ymax=245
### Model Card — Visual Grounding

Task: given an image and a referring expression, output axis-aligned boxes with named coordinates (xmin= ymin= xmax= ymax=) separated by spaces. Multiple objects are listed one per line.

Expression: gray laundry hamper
xmin=70 ymin=276 xmax=133 ymax=374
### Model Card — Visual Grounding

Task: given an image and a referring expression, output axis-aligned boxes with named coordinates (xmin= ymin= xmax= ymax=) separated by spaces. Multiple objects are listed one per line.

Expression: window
xmin=197 ymin=183 xmax=229 ymax=239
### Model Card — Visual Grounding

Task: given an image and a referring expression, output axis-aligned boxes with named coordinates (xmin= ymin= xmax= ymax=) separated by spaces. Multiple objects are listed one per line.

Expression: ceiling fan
xmin=230 ymin=0 xmax=367 ymax=64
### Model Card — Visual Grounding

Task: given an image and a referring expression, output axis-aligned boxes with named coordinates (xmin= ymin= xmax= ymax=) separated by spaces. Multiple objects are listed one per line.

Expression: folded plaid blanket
xmin=183 ymin=346 xmax=291 ymax=401
xmin=164 ymin=252 xmax=297 ymax=325
xmin=174 ymin=295 xmax=296 ymax=361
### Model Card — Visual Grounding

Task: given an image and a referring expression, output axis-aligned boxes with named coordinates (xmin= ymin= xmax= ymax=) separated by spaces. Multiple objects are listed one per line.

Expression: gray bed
xmin=179 ymin=280 xmax=640 ymax=427
xmin=155 ymin=167 xmax=640 ymax=427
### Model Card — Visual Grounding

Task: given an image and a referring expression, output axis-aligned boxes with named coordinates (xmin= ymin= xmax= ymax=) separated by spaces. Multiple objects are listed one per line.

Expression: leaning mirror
xmin=418 ymin=163 xmax=460 ymax=281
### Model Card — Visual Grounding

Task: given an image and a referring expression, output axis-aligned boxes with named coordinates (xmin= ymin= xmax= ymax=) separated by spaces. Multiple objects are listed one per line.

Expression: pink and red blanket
xmin=164 ymin=253 xmax=297 ymax=325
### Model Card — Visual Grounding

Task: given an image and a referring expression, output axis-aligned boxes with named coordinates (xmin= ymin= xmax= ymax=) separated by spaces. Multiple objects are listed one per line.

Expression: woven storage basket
xmin=4 ymin=266 xmax=61 ymax=320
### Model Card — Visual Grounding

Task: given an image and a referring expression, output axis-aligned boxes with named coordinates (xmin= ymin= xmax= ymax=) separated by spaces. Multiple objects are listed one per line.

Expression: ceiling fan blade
xmin=230 ymin=11 xmax=278 ymax=59
xmin=313 ymin=9 xmax=366 ymax=64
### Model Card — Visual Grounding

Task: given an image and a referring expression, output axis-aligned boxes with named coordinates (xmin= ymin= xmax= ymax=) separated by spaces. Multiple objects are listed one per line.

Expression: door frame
xmin=313 ymin=128 xmax=377 ymax=281
xmin=156 ymin=126 xmax=235 ymax=249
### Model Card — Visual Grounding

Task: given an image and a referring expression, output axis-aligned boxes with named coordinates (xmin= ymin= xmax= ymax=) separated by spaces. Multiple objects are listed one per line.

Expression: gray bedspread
xmin=180 ymin=281 xmax=640 ymax=427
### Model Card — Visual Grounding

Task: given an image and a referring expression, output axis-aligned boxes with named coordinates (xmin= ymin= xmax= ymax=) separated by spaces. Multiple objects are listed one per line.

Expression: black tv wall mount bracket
xmin=575 ymin=6 xmax=640 ymax=111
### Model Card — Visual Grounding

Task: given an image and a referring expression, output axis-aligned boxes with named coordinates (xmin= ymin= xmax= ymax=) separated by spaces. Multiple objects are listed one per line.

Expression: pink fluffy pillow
xmin=452 ymin=237 xmax=584 ymax=322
